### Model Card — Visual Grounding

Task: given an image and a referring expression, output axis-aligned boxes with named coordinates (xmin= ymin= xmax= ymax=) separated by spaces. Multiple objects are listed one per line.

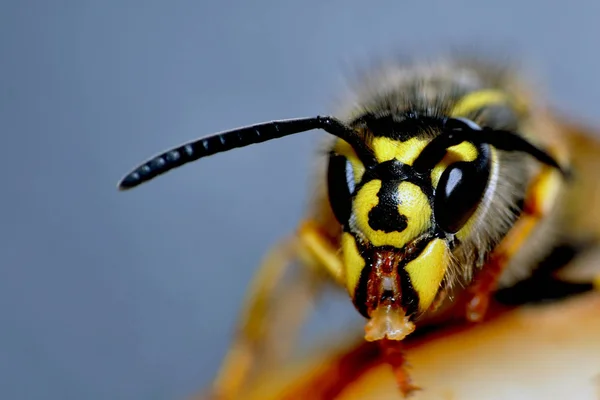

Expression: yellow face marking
xmin=353 ymin=180 xmax=432 ymax=248
xmin=404 ymin=238 xmax=448 ymax=312
xmin=430 ymin=142 xmax=479 ymax=187
xmin=372 ymin=137 xmax=429 ymax=165
xmin=333 ymin=139 xmax=366 ymax=184
xmin=450 ymin=90 xmax=511 ymax=118
xmin=341 ymin=232 xmax=365 ymax=296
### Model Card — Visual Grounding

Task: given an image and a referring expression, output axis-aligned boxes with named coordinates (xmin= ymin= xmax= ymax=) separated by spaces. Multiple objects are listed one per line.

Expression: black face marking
xmin=358 ymin=160 xmax=434 ymax=235
xmin=357 ymin=160 xmax=434 ymax=202
xmin=368 ymin=180 xmax=408 ymax=233
xmin=398 ymin=268 xmax=420 ymax=318
xmin=396 ymin=238 xmax=432 ymax=318
xmin=354 ymin=159 xmax=438 ymax=238
xmin=354 ymin=252 xmax=374 ymax=319
xmin=372 ymin=159 xmax=411 ymax=181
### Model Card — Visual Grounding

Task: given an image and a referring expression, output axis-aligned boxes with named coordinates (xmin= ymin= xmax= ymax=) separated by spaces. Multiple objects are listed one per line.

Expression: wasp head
xmin=327 ymin=114 xmax=495 ymax=340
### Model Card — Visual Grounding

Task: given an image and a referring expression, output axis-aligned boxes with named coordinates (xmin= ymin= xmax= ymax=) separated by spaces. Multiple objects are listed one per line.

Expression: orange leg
xmin=379 ymin=339 xmax=420 ymax=397
xmin=466 ymin=161 xmax=565 ymax=322
xmin=204 ymin=221 xmax=345 ymax=400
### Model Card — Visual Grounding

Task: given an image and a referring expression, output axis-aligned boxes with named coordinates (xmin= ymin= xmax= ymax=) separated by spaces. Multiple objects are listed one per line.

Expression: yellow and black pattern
xmin=327 ymin=110 xmax=498 ymax=317
xmin=119 ymin=57 xmax=571 ymax=324
xmin=118 ymin=56 xmax=600 ymax=400
xmin=327 ymin=64 xmax=545 ymax=319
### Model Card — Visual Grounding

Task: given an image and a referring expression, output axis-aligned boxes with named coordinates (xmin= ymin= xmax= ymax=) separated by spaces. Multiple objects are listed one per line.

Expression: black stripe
xmin=350 ymin=113 xmax=447 ymax=142
xmin=355 ymin=160 xmax=435 ymax=205
xmin=368 ymin=179 xmax=408 ymax=233
xmin=399 ymin=270 xmax=420 ymax=318
xmin=396 ymin=237 xmax=433 ymax=318
xmin=353 ymin=248 xmax=374 ymax=319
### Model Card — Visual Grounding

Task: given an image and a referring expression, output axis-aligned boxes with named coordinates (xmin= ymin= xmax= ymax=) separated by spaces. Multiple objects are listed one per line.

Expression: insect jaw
xmin=358 ymin=249 xmax=417 ymax=342
xmin=345 ymin=233 xmax=450 ymax=343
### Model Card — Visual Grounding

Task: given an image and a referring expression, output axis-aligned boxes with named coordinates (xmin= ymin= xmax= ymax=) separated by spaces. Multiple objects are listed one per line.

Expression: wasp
xmin=118 ymin=56 xmax=600 ymax=398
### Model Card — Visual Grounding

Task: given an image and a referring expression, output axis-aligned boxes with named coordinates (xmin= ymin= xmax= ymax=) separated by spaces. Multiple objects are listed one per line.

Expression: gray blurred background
xmin=2 ymin=1 xmax=600 ymax=399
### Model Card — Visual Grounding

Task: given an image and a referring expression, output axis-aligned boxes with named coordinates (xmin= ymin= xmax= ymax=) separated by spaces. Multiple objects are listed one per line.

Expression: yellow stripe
xmin=450 ymin=90 xmax=511 ymax=118
xmin=298 ymin=221 xmax=345 ymax=285
xmin=341 ymin=232 xmax=365 ymax=296
xmin=333 ymin=138 xmax=366 ymax=184
xmin=371 ymin=137 xmax=429 ymax=165
xmin=430 ymin=142 xmax=479 ymax=188
xmin=404 ymin=239 xmax=448 ymax=312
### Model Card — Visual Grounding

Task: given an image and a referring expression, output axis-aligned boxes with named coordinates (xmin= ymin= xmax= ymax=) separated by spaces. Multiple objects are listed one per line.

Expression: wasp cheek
xmin=341 ymin=232 xmax=365 ymax=298
xmin=404 ymin=238 xmax=449 ymax=313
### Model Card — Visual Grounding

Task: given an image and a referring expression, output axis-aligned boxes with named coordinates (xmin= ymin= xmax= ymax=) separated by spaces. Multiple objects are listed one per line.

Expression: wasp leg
xmin=378 ymin=339 xmax=421 ymax=397
xmin=207 ymin=236 xmax=301 ymax=400
xmin=296 ymin=220 xmax=345 ymax=284
xmin=298 ymin=221 xmax=422 ymax=397
xmin=299 ymin=220 xmax=422 ymax=397
xmin=207 ymin=220 xmax=344 ymax=400
xmin=466 ymin=161 xmax=564 ymax=322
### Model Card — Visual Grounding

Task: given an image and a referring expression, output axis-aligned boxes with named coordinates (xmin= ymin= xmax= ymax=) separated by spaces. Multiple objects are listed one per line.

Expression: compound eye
xmin=327 ymin=154 xmax=355 ymax=225
xmin=434 ymin=149 xmax=491 ymax=234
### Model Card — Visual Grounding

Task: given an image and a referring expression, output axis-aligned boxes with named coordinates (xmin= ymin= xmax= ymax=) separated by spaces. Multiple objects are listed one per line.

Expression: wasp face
xmin=327 ymin=115 xmax=494 ymax=340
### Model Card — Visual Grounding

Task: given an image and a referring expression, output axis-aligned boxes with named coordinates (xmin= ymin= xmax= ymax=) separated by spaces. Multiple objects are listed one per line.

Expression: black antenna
xmin=412 ymin=118 xmax=571 ymax=178
xmin=117 ymin=116 xmax=373 ymax=190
